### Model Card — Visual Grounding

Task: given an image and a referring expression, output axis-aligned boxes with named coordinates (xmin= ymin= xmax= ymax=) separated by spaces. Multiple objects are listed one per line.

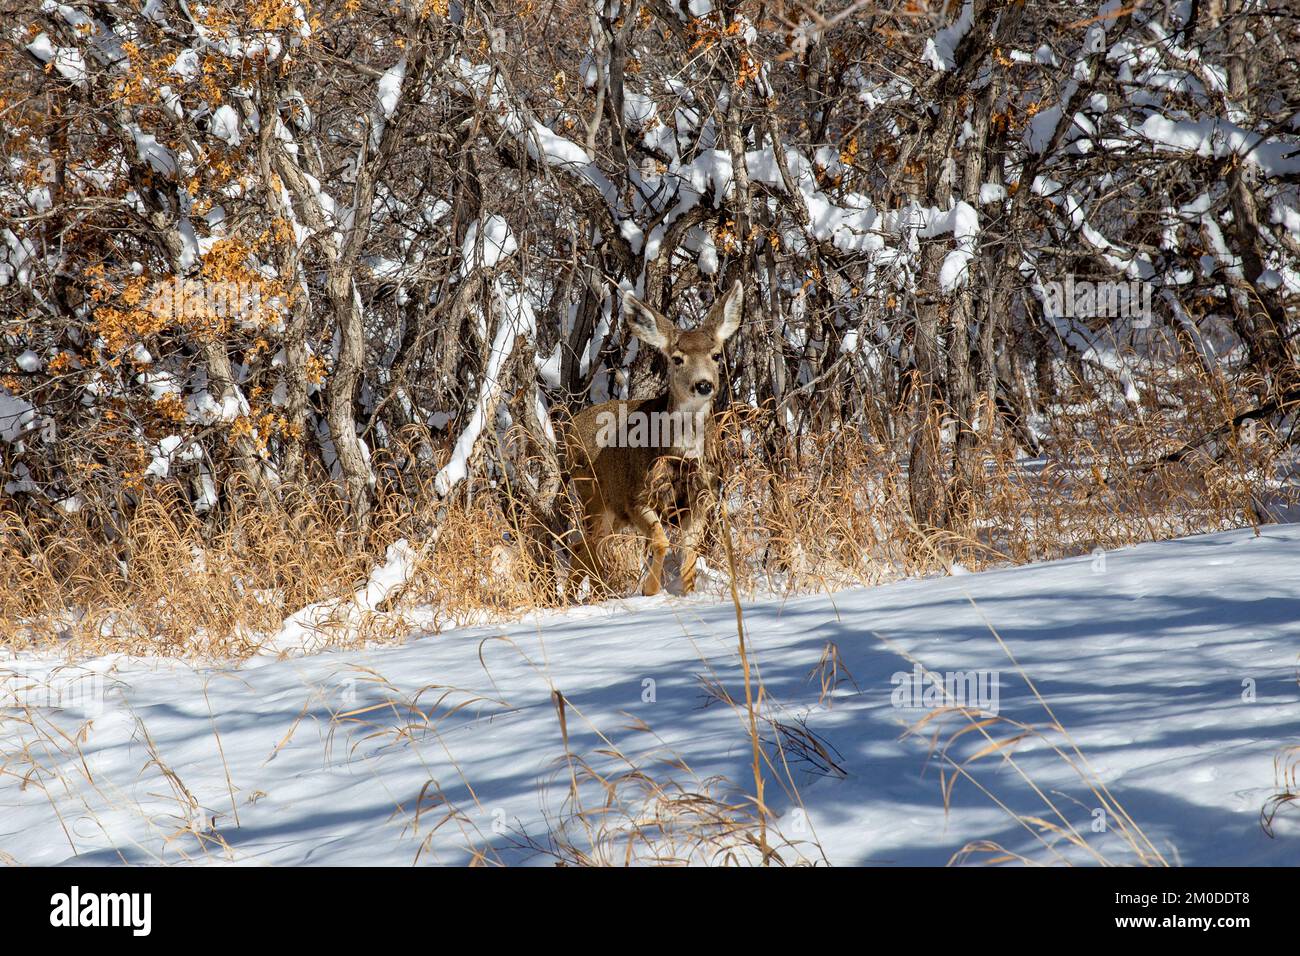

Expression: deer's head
xmin=622 ymin=280 xmax=743 ymax=416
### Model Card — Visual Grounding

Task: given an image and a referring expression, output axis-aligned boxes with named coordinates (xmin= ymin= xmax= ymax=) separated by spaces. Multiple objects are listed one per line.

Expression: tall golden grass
xmin=0 ymin=353 xmax=1291 ymax=660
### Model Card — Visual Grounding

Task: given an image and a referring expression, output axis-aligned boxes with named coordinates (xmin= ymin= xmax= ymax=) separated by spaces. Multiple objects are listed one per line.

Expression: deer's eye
xmin=672 ymin=355 xmax=684 ymax=366
xmin=711 ymin=353 xmax=721 ymax=362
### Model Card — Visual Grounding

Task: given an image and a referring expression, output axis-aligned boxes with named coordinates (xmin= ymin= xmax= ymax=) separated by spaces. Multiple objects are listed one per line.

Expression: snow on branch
xmin=434 ymin=277 xmax=538 ymax=498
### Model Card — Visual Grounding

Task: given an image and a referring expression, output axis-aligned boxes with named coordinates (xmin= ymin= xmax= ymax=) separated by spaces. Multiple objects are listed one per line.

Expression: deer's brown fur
xmin=562 ymin=281 xmax=743 ymax=596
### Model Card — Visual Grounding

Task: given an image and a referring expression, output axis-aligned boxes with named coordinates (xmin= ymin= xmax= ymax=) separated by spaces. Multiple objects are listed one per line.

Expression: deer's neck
xmin=664 ymin=395 xmax=711 ymax=460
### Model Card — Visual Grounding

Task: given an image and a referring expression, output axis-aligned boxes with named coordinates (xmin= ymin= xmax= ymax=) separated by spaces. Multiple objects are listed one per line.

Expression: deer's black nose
xmin=693 ymin=381 xmax=714 ymax=397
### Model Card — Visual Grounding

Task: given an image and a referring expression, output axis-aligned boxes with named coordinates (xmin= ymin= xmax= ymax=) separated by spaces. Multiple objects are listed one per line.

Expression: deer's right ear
xmin=709 ymin=280 xmax=744 ymax=344
xmin=622 ymin=291 xmax=675 ymax=352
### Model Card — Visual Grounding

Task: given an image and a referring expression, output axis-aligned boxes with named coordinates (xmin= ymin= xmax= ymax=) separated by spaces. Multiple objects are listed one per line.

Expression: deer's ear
xmin=623 ymin=291 xmax=675 ymax=352
xmin=706 ymin=280 xmax=743 ymax=345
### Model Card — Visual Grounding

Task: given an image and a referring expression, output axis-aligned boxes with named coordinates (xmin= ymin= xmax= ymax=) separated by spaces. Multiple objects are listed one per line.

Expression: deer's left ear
xmin=708 ymin=280 xmax=743 ymax=345
xmin=623 ymin=290 xmax=676 ymax=353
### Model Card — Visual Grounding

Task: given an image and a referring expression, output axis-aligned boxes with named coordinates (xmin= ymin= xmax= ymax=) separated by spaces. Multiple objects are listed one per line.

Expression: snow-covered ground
xmin=2 ymin=525 xmax=1298 ymax=866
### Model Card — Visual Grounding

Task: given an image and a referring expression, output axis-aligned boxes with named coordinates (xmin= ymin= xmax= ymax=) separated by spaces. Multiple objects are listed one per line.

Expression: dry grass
xmin=519 ymin=691 xmax=821 ymax=866
xmin=1261 ymin=745 xmax=1300 ymax=838
xmin=0 ymin=659 xmax=828 ymax=867
xmin=723 ymin=359 xmax=1292 ymax=592
xmin=0 ymin=485 xmax=412 ymax=658
xmin=0 ymin=351 xmax=1292 ymax=661
xmin=0 ymin=684 xmax=238 ymax=864
xmin=884 ymin=625 xmax=1168 ymax=867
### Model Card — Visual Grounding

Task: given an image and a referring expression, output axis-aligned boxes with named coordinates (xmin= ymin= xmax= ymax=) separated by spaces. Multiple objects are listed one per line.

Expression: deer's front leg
xmin=631 ymin=506 xmax=670 ymax=596
xmin=678 ymin=506 xmax=706 ymax=594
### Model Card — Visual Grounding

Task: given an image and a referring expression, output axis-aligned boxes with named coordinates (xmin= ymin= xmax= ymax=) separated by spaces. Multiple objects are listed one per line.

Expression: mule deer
xmin=563 ymin=280 xmax=742 ymax=596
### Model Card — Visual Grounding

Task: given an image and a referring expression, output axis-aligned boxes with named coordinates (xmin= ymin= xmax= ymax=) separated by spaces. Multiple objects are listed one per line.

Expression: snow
xmin=1272 ymin=199 xmax=1300 ymax=242
xmin=0 ymin=391 xmax=36 ymax=442
xmin=433 ymin=285 xmax=535 ymax=497
xmin=136 ymin=370 xmax=182 ymax=400
xmin=187 ymin=388 xmax=249 ymax=425
xmin=3 ymin=463 xmax=38 ymax=495
xmin=1031 ymin=175 xmax=1155 ymax=281
xmin=128 ymin=127 xmax=177 ymax=177
xmin=264 ymin=539 xmax=418 ymax=657
xmin=460 ymin=216 xmax=518 ymax=277
xmin=209 ymin=105 xmax=241 ymax=147
xmin=696 ymin=228 xmax=719 ymax=274
xmin=450 ymin=59 xmax=618 ymax=208
xmin=2 ymin=525 xmax=1298 ymax=865
xmin=376 ymin=57 xmax=406 ymax=120
xmin=1130 ymin=114 xmax=1300 ymax=178
xmin=144 ymin=435 xmax=199 ymax=479
xmin=929 ymin=201 xmax=979 ymax=292
xmin=622 ymin=91 xmax=658 ymax=130
xmin=169 ymin=49 xmax=200 ymax=82
xmin=1025 ymin=258 xmax=1143 ymax=401
xmin=25 ymin=33 xmax=88 ymax=86
xmin=923 ymin=1 xmax=974 ymax=72
xmin=194 ymin=467 xmax=218 ymax=513
xmin=535 ymin=344 xmax=562 ymax=388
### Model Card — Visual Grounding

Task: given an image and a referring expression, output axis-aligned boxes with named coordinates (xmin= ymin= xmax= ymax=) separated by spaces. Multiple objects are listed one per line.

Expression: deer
xmin=562 ymin=280 xmax=743 ymax=597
